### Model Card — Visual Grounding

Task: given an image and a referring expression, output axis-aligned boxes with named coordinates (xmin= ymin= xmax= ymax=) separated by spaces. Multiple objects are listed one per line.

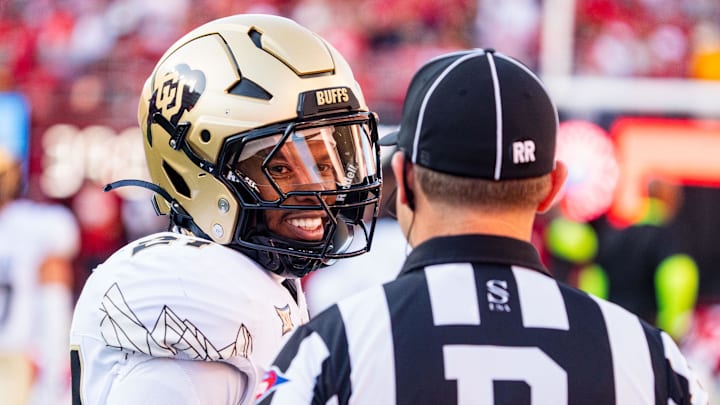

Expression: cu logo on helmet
xmin=151 ymin=64 xmax=206 ymax=126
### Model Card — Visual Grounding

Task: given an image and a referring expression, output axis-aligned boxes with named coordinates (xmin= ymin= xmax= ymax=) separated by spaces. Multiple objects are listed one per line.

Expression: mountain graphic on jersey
xmin=99 ymin=283 xmax=252 ymax=360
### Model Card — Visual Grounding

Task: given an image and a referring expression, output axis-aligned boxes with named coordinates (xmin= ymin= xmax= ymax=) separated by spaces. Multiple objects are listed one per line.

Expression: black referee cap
xmin=379 ymin=49 xmax=558 ymax=180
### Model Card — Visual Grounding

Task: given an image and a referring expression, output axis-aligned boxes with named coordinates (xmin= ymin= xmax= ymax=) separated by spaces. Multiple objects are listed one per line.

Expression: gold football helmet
xmin=120 ymin=14 xmax=381 ymax=277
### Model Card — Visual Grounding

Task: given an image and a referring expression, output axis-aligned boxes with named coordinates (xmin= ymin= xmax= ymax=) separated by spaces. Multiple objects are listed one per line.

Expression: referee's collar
xmin=400 ymin=234 xmax=550 ymax=276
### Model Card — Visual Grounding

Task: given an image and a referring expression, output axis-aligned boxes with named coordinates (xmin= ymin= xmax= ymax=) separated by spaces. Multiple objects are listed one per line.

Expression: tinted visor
xmin=226 ymin=119 xmax=377 ymax=205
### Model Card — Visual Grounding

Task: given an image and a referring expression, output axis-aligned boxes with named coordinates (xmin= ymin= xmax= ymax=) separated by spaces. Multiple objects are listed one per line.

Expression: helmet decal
xmin=297 ymin=86 xmax=361 ymax=118
xmin=150 ymin=64 xmax=206 ymax=128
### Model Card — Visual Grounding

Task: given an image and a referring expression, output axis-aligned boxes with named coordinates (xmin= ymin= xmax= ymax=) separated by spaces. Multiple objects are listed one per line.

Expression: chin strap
xmin=104 ymin=179 xmax=211 ymax=240
xmin=239 ymin=231 xmax=324 ymax=278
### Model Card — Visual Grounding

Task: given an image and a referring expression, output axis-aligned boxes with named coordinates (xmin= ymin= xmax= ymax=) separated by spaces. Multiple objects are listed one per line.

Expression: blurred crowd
xmin=2 ymin=0 xmax=719 ymax=133
xmin=575 ymin=0 xmax=720 ymax=78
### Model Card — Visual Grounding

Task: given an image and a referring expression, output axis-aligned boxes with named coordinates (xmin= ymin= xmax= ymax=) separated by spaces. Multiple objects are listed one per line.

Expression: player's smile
xmin=285 ymin=215 xmax=325 ymax=240
xmin=270 ymin=212 xmax=327 ymax=241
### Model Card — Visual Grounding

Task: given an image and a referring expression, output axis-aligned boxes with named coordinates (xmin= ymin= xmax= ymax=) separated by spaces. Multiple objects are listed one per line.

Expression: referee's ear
xmin=391 ymin=151 xmax=415 ymax=212
xmin=537 ymin=160 xmax=568 ymax=214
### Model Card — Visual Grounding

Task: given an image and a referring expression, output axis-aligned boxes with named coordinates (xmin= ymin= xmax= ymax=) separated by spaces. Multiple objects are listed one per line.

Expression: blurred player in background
xmin=594 ymin=179 xmax=699 ymax=340
xmin=69 ymin=14 xmax=381 ymax=405
xmin=0 ymin=145 xmax=80 ymax=405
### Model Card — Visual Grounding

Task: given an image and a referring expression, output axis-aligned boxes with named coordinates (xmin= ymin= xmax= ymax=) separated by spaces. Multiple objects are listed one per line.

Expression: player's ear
xmin=537 ymin=160 xmax=567 ymax=213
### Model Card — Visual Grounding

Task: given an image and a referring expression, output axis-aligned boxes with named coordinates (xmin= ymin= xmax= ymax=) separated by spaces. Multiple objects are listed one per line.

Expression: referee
xmin=256 ymin=49 xmax=708 ymax=404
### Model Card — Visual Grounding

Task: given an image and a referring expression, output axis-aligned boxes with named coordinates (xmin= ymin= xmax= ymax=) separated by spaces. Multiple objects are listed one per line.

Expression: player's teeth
xmin=288 ymin=217 xmax=322 ymax=229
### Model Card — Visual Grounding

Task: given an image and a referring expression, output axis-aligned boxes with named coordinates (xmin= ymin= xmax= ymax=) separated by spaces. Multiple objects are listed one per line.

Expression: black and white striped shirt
xmin=257 ymin=234 xmax=708 ymax=404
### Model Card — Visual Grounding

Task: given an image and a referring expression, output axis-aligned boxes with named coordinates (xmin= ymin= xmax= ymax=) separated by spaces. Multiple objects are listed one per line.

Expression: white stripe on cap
xmin=411 ymin=50 xmax=486 ymax=163
xmin=487 ymin=52 xmax=503 ymax=180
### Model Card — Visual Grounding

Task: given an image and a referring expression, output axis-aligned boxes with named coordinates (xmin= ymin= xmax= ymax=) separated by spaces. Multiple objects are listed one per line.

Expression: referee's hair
xmin=415 ymin=165 xmax=552 ymax=209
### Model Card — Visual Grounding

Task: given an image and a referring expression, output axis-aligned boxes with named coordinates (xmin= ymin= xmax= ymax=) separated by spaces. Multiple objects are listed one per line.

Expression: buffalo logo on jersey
xmin=148 ymin=64 xmax=206 ymax=129
xmin=254 ymin=366 xmax=289 ymax=402
xmin=297 ymin=86 xmax=361 ymax=118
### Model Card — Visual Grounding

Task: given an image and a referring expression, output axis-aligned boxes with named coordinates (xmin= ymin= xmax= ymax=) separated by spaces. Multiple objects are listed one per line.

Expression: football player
xmin=69 ymin=14 xmax=381 ymax=405
xmin=0 ymin=145 xmax=80 ymax=405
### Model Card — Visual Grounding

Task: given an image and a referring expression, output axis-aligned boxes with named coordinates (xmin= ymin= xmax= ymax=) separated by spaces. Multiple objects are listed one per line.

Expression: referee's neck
xmin=407 ymin=203 xmax=535 ymax=247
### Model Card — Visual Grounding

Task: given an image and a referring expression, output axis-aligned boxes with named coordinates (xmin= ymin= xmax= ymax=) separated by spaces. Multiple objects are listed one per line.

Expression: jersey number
xmin=132 ymin=234 xmax=211 ymax=256
xmin=444 ymin=345 xmax=568 ymax=404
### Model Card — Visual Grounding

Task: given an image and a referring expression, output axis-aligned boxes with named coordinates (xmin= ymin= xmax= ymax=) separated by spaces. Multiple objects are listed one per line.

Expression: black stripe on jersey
xmin=385 ymin=269 xmax=458 ymax=405
xmin=642 ymin=322 xmax=696 ymax=404
xmin=386 ymin=263 xmax=619 ymax=404
xmin=556 ymin=286 xmax=616 ymax=404
xmin=71 ymin=348 xmax=82 ymax=405
xmin=309 ymin=305 xmax=352 ymax=404
xmin=642 ymin=322 xmax=668 ymax=405
xmin=267 ymin=305 xmax=352 ymax=404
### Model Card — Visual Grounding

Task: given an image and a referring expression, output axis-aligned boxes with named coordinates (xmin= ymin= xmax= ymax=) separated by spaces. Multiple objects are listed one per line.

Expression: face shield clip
xmin=170 ymin=122 xmax=191 ymax=151
xmin=153 ymin=112 xmax=190 ymax=151
xmin=153 ymin=112 xmax=217 ymax=174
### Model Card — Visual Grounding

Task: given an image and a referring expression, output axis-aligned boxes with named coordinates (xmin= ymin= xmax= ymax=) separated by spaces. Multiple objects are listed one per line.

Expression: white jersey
xmin=0 ymin=199 xmax=79 ymax=350
xmin=70 ymin=232 xmax=308 ymax=405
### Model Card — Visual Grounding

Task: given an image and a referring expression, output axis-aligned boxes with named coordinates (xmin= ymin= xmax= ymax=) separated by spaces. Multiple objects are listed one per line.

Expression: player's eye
xmin=316 ymin=163 xmax=332 ymax=174
xmin=267 ymin=164 xmax=291 ymax=177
